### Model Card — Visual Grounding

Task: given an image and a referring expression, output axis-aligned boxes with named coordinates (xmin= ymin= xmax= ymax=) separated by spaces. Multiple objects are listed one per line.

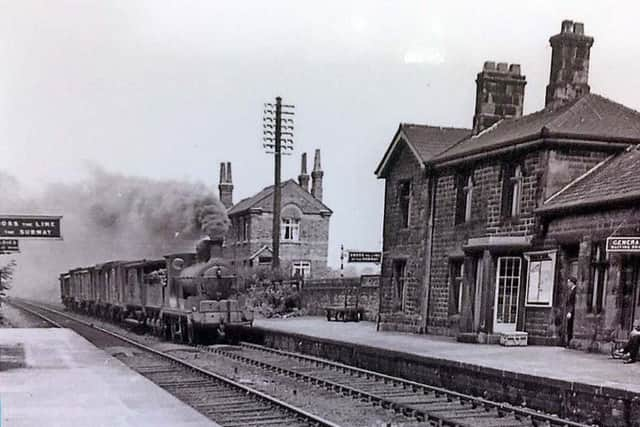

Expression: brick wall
xmin=379 ymin=142 xmax=428 ymax=332
xmin=300 ymin=275 xmax=380 ymax=321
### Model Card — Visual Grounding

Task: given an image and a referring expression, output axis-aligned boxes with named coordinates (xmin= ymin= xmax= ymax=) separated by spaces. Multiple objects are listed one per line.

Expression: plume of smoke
xmin=0 ymin=166 xmax=229 ymax=300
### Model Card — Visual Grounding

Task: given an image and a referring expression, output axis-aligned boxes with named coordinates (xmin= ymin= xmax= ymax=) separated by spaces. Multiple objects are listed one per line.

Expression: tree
xmin=0 ymin=260 xmax=16 ymax=307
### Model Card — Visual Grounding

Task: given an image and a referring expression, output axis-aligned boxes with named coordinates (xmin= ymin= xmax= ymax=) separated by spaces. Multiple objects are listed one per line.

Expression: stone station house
xmin=218 ymin=150 xmax=332 ymax=278
xmin=375 ymin=20 xmax=640 ymax=350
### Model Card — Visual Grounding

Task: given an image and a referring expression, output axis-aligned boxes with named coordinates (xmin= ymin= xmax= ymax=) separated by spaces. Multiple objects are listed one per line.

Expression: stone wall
xmin=379 ymin=142 xmax=428 ymax=332
xmin=300 ymin=275 xmax=380 ymax=321
xmin=239 ymin=327 xmax=639 ymax=427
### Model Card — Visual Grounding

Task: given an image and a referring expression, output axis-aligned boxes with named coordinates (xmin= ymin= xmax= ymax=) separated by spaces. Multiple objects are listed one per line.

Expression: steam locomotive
xmin=59 ymin=238 xmax=253 ymax=344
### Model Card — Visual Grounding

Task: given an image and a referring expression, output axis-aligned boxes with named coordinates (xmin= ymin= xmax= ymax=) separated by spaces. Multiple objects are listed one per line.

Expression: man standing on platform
xmin=565 ymin=276 xmax=577 ymax=347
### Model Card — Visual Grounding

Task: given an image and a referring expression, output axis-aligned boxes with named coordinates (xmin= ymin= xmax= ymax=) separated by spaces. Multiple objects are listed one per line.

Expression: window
xmin=449 ymin=260 xmax=464 ymax=315
xmin=292 ymin=261 xmax=311 ymax=278
xmin=258 ymin=256 xmax=272 ymax=266
xmin=236 ymin=216 xmax=249 ymax=241
xmin=392 ymin=259 xmax=407 ymax=311
xmin=399 ymin=180 xmax=412 ymax=228
xmin=588 ymin=242 xmax=608 ymax=314
xmin=501 ymin=164 xmax=523 ymax=218
xmin=455 ymin=173 xmax=474 ymax=224
xmin=281 ymin=218 xmax=300 ymax=241
xmin=243 ymin=217 xmax=249 ymax=241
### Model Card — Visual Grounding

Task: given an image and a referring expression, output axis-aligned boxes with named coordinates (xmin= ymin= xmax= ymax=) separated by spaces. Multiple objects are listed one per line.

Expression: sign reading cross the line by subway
xmin=347 ymin=251 xmax=382 ymax=263
xmin=0 ymin=239 xmax=19 ymax=254
xmin=0 ymin=215 xmax=63 ymax=239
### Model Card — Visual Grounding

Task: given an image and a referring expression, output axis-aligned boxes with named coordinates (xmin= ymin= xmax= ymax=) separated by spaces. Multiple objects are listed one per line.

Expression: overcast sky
xmin=2 ymin=1 xmax=640 ymax=267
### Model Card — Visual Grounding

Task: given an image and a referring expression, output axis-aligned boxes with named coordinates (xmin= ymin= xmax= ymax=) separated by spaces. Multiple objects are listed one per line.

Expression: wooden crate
xmin=499 ymin=332 xmax=528 ymax=346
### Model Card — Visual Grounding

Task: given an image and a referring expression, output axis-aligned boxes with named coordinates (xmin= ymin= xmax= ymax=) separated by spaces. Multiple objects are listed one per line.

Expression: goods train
xmin=59 ymin=238 xmax=253 ymax=344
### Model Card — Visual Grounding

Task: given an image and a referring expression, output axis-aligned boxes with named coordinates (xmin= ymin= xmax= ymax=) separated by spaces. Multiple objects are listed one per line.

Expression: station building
xmin=218 ymin=150 xmax=332 ymax=278
xmin=375 ymin=20 xmax=640 ymax=349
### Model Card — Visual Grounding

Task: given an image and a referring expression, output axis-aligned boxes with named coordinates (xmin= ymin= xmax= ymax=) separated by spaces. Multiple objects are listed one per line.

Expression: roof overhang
xmin=375 ymin=126 xmax=425 ymax=178
xmin=537 ymin=190 xmax=640 ymax=217
xmin=433 ymin=134 xmax=631 ymax=169
xmin=464 ymin=235 xmax=533 ymax=251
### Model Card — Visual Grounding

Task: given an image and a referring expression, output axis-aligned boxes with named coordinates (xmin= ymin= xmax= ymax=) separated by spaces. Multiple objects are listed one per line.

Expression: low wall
xmin=238 ymin=326 xmax=639 ymax=427
xmin=300 ymin=275 xmax=379 ymax=320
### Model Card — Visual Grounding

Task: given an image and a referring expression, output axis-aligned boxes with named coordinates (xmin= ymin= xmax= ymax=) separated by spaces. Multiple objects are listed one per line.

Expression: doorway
xmin=620 ymin=256 xmax=639 ymax=333
xmin=494 ymin=256 xmax=522 ymax=333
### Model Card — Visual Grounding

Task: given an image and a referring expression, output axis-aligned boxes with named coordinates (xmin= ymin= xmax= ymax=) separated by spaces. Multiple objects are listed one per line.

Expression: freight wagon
xmin=59 ymin=238 xmax=253 ymax=344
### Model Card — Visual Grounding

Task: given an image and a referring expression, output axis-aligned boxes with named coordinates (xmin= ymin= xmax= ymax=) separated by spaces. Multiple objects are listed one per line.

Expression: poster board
xmin=524 ymin=250 xmax=557 ymax=307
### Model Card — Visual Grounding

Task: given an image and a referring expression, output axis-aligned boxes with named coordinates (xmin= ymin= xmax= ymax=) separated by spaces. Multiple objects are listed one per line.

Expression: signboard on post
xmin=0 ymin=239 xmax=19 ymax=254
xmin=348 ymin=251 xmax=382 ymax=263
xmin=606 ymin=237 xmax=640 ymax=253
xmin=0 ymin=215 xmax=63 ymax=239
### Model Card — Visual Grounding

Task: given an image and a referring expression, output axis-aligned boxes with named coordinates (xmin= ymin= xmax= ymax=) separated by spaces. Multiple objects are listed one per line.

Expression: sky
xmin=1 ymin=1 xmax=640 ymax=269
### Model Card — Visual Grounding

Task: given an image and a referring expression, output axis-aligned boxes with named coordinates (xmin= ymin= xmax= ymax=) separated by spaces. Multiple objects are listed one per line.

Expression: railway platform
xmin=0 ymin=328 xmax=218 ymax=427
xmin=255 ymin=317 xmax=640 ymax=392
xmin=252 ymin=317 xmax=640 ymax=425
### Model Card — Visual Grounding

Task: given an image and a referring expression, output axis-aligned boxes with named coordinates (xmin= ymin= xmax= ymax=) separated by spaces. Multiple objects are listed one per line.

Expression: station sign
xmin=606 ymin=236 xmax=640 ymax=253
xmin=348 ymin=251 xmax=382 ymax=263
xmin=0 ymin=215 xmax=62 ymax=239
xmin=0 ymin=239 xmax=19 ymax=254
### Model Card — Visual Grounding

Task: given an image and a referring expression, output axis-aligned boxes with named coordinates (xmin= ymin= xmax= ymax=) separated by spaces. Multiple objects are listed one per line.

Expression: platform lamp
xmin=263 ymin=97 xmax=295 ymax=271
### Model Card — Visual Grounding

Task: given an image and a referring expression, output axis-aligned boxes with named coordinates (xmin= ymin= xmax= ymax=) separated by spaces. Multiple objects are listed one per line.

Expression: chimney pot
xmin=311 ymin=149 xmax=324 ymax=202
xmin=497 ymin=62 xmax=508 ymax=73
xmin=218 ymin=162 xmax=233 ymax=209
xmin=573 ymin=22 xmax=584 ymax=35
xmin=483 ymin=61 xmax=496 ymax=71
xmin=561 ymin=20 xmax=574 ymax=33
xmin=509 ymin=64 xmax=521 ymax=75
xmin=298 ymin=152 xmax=310 ymax=192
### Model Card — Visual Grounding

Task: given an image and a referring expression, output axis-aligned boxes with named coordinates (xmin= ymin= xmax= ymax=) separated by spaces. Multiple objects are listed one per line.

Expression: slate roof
xmin=434 ymin=93 xmax=640 ymax=163
xmin=539 ymin=145 xmax=640 ymax=213
xmin=227 ymin=179 xmax=332 ymax=216
xmin=375 ymin=123 xmax=470 ymax=177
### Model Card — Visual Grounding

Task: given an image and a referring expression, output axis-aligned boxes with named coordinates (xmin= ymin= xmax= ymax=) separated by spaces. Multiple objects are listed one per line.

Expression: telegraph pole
xmin=263 ymin=97 xmax=294 ymax=271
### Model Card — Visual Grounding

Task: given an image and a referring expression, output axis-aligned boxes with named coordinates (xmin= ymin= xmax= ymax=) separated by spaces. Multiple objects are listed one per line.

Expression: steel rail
xmin=9 ymin=299 xmax=342 ymax=427
xmin=205 ymin=341 xmax=590 ymax=427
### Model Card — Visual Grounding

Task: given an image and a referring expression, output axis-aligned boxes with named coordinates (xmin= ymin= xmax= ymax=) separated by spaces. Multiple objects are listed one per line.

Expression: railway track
xmin=9 ymin=299 xmax=341 ymax=427
xmin=204 ymin=342 xmax=590 ymax=427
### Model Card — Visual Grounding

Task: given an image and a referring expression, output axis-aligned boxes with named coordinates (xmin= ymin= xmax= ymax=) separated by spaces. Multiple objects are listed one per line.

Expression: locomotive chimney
xmin=209 ymin=236 xmax=224 ymax=259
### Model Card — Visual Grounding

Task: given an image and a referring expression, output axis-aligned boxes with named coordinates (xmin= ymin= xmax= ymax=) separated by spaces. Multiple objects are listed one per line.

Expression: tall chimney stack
xmin=311 ymin=149 xmax=323 ymax=202
xmin=472 ymin=61 xmax=526 ymax=134
xmin=298 ymin=152 xmax=310 ymax=191
xmin=545 ymin=20 xmax=594 ymax=108
xmin=218 ymin=162 xmax=233 ymax=209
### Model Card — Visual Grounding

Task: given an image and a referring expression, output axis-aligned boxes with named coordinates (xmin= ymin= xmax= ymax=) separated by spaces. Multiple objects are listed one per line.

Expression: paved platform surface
xmin=256 ymin=317 xmax=640 ymax=393
xmin=0 ymin=328 xmax=218 ymax=427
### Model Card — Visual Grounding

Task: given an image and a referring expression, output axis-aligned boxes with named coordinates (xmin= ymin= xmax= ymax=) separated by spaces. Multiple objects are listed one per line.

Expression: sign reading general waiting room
xmin=606 ymin=236 xmax=640 ymax=253
xmin=0 ymin=239 xmax=19 ymax=254
xmin=0 ymin=215 xmax=62 ymax=239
